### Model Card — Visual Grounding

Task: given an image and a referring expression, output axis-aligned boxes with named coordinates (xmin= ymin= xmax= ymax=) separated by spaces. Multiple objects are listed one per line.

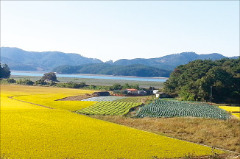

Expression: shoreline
xmin=11 ymin=70 xmax=169 ymax=80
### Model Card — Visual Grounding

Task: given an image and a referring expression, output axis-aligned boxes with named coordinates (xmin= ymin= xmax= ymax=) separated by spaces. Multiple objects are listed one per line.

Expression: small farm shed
xmin=92 ymin=91 xmax=110 ymax=96
xmin=153 ymin=90 xmax=159 ymax=94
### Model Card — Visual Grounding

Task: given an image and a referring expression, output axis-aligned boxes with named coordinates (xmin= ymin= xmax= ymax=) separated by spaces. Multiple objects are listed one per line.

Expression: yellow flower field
xmin=2 ymin=85 xmax=97 ymax=111
xmin=219 ymin=106 xmax=240 ymax=119
xmin=232 ymin=113 xmax=240 ymax=118
xmin=14 ymin=94 xmax=97 ymax=111
xmin=219 ymin=106 xmax=240 ymax=112
xmin=1 ymin=85 xmax=225 ymax=158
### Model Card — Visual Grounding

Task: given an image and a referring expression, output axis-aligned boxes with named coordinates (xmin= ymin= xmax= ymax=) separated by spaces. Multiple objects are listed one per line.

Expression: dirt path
xmin=55 ymin=94 xmax=93 ymax=101
xmin=8 ymin=95 xmax=54 ymax=109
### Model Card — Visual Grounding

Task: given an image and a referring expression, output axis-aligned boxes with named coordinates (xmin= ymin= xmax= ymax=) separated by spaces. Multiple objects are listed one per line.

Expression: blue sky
xmin=1 ymin=1 xmax=239 ymax=61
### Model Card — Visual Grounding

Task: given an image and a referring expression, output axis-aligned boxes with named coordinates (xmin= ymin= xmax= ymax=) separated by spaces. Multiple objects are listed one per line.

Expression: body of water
xmin=11 ymin=71 xmax=167 ymax=82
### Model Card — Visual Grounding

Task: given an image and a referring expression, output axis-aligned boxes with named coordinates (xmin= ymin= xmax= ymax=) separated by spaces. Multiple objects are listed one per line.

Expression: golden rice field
xmin=1 ymin=85 xmax=225 ymax=158
xmin=219 ymin=106 xmax=240 ymax=119
xmin=232 ymin=113 xmax=240 ymax=118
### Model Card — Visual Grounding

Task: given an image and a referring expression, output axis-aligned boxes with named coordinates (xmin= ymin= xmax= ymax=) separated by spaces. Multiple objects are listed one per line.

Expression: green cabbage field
xmin=136 ymin=99 xmax=231 ymax=120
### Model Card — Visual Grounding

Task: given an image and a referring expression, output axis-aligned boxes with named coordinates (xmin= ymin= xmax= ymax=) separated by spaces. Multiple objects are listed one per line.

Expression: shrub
xmin=7 ymin=78 xmax=16 ymax=83
xmin=35 ymin=79 xmax=47 ymax=85
xmin=56 ymin=82 xmax=86 ymax=88
xmin=16 ymin=79 xmax=34 ymax=85
xmin=41 ymin=72 xmax=58 ymax=82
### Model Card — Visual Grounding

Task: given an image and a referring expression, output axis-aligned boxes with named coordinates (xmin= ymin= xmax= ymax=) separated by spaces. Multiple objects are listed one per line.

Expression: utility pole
xmin=210 ymin=86 xmax=213 ymax=103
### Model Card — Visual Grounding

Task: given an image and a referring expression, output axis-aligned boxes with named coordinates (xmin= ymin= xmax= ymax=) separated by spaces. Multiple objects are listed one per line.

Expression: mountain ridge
xmin=113 ymin=52 xmax=228 ymax=70
xmin=1 ymin=47 xmax=102 ymax=71
xmin=1 ymin=47 xmax=238 ymax=73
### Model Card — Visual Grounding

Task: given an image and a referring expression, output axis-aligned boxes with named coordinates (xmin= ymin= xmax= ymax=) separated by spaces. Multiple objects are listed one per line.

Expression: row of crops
xmin=77 ymin=101 xmax=142 ymax=115
xmin=115 ymin=97 xmax=143 ymax=103
xmin=136 ymin=99 xmax=231 ymax=120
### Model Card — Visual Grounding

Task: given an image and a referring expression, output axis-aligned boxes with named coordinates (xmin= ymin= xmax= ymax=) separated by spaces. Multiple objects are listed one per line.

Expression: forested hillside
xmin=53 ymin=63 xmax=171 ymax=77
xmin=164 ymin=58 xmax=240 ymax=103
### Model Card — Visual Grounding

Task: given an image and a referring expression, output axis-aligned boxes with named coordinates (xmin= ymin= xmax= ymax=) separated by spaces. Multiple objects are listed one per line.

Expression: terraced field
xmin=136 ymin=99 xmax=231 ymax=120
xmin=1 ymin=85 xmax=225 ymax=158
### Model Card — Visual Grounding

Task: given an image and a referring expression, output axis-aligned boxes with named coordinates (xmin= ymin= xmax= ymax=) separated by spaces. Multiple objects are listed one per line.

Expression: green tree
xmin=0 ymin=63 xmax=11 ymax=78
xmin=199 ymin=67 xmax=237 ymax=103
xmin=41 ymin=72 xmax=58 ymax=82
xmin=110 ymin=83 xmax=123 ymax=90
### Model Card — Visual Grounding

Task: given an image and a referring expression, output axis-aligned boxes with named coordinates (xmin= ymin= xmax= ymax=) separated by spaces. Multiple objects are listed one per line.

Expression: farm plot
xmin=1 ymin=85 xmax=225 ymax=158
xmin=77 ymin=101 xmax=142 ymax=115
xmin=81 ymin=96 xmax=126 ymax=101
xmin=136 ymin=99 xmax=231 ymax=120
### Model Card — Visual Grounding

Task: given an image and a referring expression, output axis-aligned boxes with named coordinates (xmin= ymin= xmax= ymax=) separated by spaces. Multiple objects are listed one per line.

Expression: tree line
xmin=53 ymin=63 xmax=171 ymax=77
xmin=164 ymin=58 xmax=240 ymax=103
xmin=2 ymin=71 xmax=154 ymax=92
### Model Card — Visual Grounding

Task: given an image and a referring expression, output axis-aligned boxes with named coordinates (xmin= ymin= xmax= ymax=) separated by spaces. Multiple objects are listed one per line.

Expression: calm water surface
xmin=11 ymin=71 xmax=167 ymax=82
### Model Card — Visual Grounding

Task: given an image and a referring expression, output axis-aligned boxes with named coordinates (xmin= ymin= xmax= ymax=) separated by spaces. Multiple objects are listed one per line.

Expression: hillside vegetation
xmin=53 ymin=63 xmax=171 ymax=77
xmin=164 ymin=58 xmax=240 ymax=103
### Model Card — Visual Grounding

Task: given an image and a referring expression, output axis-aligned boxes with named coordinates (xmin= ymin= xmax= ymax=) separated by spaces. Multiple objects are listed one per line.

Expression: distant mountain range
xmin=1 ymin=47 xmax=238 ymax=77
xmin=1 ymin=47 xmax=102 ymax=71
xmin=113 ymin=52 xmax=238 ymax=70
